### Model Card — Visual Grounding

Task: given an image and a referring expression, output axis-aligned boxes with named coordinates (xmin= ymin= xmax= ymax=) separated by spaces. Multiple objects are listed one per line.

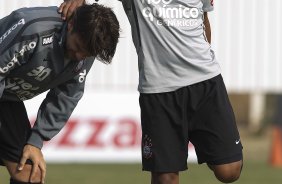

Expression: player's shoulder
xmin=12 ymin=6 xmax=61 ymax=20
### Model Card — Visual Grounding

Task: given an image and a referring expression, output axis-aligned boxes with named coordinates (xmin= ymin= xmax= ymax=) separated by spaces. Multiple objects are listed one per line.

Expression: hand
xmin=18 ymin=144 xmax=46 ymax=184
xmin=58 ymin=0 xmax=85 ymax=20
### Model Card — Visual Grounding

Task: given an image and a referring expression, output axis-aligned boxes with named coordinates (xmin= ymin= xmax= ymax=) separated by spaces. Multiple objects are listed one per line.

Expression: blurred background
xmin=1 ymin=0 xmax=282 ymax=183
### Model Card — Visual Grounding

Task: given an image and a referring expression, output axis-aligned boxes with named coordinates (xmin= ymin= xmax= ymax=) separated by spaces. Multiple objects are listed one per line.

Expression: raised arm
xmin=203 ymin=12 xmax=211 ymax=44
xmin=58 ymin=0 xmax=85 ymax=20
xmin=201 ymin=0 xmax=214 ymax=44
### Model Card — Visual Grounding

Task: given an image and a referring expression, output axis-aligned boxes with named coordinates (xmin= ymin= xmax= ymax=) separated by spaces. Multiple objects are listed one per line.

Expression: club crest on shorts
xmin=142 ymin=134 xmax=153 ymax=159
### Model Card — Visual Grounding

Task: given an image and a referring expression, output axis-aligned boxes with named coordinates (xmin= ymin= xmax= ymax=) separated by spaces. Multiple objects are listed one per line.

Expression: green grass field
xmin=0 ymin=161 xmax=282 ymax=184
xmin=1 ymin=128 xmax=281 ymax=184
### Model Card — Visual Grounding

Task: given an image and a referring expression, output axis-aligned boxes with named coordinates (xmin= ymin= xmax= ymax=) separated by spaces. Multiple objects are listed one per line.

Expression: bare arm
xmin=58 ymin=0 xmax=85 ymax=20
xmin=203 ymin=12 xmax=211 ymax=44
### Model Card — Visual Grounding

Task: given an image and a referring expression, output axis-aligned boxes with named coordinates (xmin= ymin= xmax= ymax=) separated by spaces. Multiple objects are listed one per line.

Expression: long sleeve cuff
xmin=27 ymin=132 xmax=44 ymax=149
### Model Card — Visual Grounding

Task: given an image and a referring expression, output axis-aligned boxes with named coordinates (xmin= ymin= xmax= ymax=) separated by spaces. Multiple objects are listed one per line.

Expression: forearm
xmin=203 ymin=12 xmax=211 ymax=44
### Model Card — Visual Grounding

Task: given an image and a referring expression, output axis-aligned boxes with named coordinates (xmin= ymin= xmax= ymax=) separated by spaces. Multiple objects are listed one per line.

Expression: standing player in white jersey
xmin=60 ymin=0 xmax=243 ymax=183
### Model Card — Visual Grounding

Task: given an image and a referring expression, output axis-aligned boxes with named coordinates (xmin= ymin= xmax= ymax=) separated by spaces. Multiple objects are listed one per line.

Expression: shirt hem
xmin=138 ymin=72 xmax=221 ymax=94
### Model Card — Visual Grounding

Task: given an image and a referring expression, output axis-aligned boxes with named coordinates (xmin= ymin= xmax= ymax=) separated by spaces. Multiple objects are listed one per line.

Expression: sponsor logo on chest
xmin=42 ymin=34 xmax=54 ymax=45
xmin=0 ymin=19 xmax=25 ymax=44
xmin=0 ymin=41 xmax=37 ymax=74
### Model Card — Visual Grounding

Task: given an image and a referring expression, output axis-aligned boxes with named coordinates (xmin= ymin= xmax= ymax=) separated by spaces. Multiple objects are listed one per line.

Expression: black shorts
xmin=139 ymin=75 xmax=243 ymax=172
xmin=0 ymin=101 xmax=32 ymax=166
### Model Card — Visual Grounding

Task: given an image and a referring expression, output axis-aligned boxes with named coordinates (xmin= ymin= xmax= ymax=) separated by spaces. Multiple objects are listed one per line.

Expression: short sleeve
xmin=202 ymin=0 xmax=214 ymax=12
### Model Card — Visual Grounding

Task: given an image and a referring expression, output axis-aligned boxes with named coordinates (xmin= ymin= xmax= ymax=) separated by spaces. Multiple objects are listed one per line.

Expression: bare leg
xmin=208 ymin=160 xmax=243 ymax=183
xmin=151 ymin=172 xmax=179 ymax=184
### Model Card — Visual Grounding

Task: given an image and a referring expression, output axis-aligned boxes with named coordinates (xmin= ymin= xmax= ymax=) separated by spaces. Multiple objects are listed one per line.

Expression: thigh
xmin=0 ymin=101 xmax=32 ymax=165
xmin=139 ymin=89 xmax=189 ymax=172
xmin=189 ymin=75 xmax=243 ymax=165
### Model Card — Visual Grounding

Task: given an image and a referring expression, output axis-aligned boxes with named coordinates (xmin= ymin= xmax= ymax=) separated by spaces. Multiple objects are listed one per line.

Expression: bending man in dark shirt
xmin=0 ymin=3 xmax=119 ymax=184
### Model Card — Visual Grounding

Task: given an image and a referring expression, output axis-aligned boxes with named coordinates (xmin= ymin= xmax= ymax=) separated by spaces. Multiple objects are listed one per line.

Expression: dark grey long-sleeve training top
xmin=0 ymin=6 xmax=94 ymax=149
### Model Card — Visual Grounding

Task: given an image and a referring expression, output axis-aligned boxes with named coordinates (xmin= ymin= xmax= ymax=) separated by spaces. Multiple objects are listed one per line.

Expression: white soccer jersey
xmin=119 ymin=0 xmax=220 ymax=93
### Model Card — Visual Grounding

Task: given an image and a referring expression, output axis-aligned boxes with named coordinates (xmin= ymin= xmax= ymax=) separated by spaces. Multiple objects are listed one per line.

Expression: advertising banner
xmin=25 ymin=92 xmax=197 ymax=163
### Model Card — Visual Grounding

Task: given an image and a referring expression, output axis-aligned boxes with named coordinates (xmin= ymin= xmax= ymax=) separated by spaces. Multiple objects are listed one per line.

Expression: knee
xmin=10 ymin=178 xmax=41 ymax=184
xmin=10 ymin=169 xmax=41 ymax=183
xmin=152 ymin=172 xmax=179 ymax=184
xmin=4 ymin=161 xmax=41 ymax=183
xmin=211 ymin=160 xmax=243 ymax=183
xmin=214 ymin=170 xmax=241 ymax=183
xmin=11 ymin=166 xmax=41 ymax=183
